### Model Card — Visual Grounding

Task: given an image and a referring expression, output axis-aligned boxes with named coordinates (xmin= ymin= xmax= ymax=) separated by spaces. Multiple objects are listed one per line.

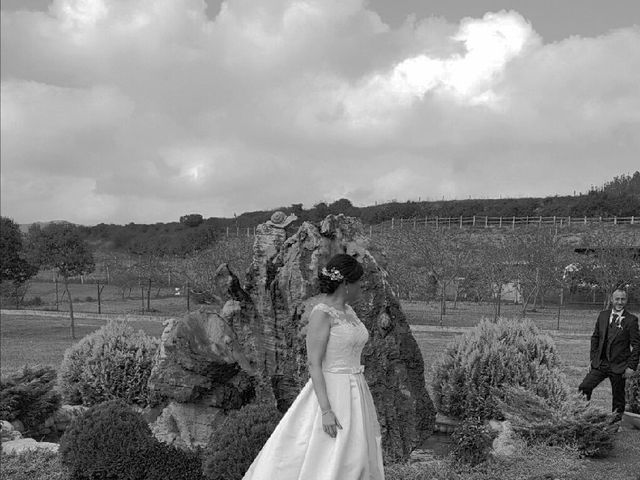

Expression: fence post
xmin=632 ymin=216 xmax=635 ymax=225
xmin=391 ymin=218 xmax=394 ymax=229
xmin=553 ymin=216 xmax=556 ymax=225
xmin=539 ymin=216 xmax=542 ymax=226
xmin=459 ymin=216 xmax=463 ymax=228
xmin=614 ymin=216 xmax=617 ymax=225
xmin=436 ymin=216 xmax=439 ymax=229
xmin=584 ymin=216 xmax=587 ymax=225
xmin=512 ymin=216 xmax=515 ymax=228
xmin=485 ymin=216 xmax=488 ymax=228
xmin=472 ymin=215 xmax=476 ymax=227
xmin=499 ymin=216 xmax=503 ymax=228
xmin=568 ymin=216 xmax=571 ymax=226
xmin=425 ymin=216 xmax=428 ymax=228
xmin=226 ymin=226 xmax=229 ymax=237
xmin=413 ymin=218 xmax=416 ymax=229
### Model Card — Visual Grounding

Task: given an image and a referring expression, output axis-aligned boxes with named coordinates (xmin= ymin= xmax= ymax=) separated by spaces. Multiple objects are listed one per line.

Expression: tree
xmin=510 ymin=227 xmax=574 ymax=315
xmin=470 ymin=233 xmax=517 ymax=320
xmin=176 ymin=237 xmax=253 ymax=305
xmin=577 ymin=227 xmax=640 ymax=307
xmin=374 ymin=226 xmax=472 ymax=323
xmin=1 ymin=217 xmax=38 ymax=307
xmin=127 ymin=244 xmax=167 ymax=313
xmin=179 ymin=213 xmax=204 ymax=227
xmin=28 ymin=223 xmax=95 ymax=338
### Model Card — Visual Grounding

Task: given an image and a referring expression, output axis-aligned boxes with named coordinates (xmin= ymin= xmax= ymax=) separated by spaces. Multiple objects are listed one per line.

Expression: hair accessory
xmin=321 ymin=267 xmax=344 ymax=282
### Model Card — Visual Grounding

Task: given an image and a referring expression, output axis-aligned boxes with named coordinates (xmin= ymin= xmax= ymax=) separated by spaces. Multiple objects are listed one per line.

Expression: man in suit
xmin=579 ymin=288 xmax=640 ymax=416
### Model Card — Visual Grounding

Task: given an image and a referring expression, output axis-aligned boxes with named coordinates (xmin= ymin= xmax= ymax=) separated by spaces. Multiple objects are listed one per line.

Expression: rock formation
xmin=245 ymin=213 xmax=435 ymax=461
xmin=147 ymin=213 xmax=435 ymax=461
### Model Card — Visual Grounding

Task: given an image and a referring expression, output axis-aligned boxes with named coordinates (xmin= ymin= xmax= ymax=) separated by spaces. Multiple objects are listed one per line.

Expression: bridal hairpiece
xmin=321 ymin=267 xmax=344 ymax=282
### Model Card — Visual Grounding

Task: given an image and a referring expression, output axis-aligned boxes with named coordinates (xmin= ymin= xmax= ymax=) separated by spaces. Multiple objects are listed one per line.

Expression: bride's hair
xmin=318 ymin=254 xmax=364 ymax=294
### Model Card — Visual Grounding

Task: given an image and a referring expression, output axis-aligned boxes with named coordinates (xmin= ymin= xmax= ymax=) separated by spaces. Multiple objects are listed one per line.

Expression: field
xmin=4 ymin=280 xmax=189 ymax=316
xmin=0 ymin=307 xmax=610 ymax=411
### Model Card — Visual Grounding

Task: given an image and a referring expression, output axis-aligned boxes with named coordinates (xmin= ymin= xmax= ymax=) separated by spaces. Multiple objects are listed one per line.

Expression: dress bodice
xmin=310 ymin=303 xmax=369 ymax=374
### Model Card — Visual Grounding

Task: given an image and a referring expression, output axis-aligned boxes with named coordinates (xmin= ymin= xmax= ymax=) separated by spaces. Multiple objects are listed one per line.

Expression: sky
xmin=1 ymin=0 xmax=639 ymax=225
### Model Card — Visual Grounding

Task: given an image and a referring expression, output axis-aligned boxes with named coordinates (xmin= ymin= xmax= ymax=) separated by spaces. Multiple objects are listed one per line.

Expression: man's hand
xmin=623 ymin=367 xmax=635 ymax=379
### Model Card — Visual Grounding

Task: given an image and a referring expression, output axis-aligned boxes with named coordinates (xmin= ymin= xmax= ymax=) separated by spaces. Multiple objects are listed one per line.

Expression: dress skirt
xmin=242 ymin=367 xmax=384 ymax=480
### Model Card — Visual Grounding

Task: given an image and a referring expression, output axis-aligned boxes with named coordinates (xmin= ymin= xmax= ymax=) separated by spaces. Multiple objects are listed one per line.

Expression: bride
xmin=243 ymin=253 xmax=385 ymax=479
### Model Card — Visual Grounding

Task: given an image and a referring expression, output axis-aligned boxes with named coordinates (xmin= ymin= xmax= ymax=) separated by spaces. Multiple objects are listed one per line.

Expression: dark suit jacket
xmin=590 ymin=309 xmax=640 ymax=374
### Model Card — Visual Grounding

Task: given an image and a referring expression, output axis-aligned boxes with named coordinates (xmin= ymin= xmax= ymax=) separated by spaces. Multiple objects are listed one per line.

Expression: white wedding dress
xmin=243 ymin=303 xmax=385 ymax=480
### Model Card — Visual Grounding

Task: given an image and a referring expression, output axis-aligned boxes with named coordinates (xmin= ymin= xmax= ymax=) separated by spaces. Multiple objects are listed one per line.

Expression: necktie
xmin=611 ymin=313 xmax=620 ymax=325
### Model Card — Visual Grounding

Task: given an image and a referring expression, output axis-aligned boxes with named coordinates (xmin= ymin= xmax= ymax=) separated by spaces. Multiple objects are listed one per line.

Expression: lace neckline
xmin=315 ymin=302 xmax=360 ymax=327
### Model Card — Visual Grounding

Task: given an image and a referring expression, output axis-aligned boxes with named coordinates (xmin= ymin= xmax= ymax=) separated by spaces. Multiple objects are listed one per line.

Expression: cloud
xmin=1 ymin=0 xmax=638 ymax=224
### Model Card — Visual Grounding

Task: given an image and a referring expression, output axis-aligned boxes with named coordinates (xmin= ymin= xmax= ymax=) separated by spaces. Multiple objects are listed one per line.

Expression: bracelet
xmin=321 ymin=409 xmax=332 ymax=416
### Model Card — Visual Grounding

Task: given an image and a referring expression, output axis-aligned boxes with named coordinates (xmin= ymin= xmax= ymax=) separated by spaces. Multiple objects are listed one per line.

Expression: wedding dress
xmin=242 ymin=303 xmax=385 ymax=480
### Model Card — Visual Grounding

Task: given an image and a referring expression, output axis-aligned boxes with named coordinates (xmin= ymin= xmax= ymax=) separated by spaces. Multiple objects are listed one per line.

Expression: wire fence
xmin=223 ymin=215 xmax=639 ymax=238
xmin=369 ymin=215 xmax=638 ymax=233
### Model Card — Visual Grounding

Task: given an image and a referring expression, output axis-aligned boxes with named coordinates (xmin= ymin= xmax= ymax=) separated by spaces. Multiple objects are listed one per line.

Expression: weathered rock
xmin=489 ymin=420 xmax=522 ymax=459
xmin=147 ymin=309 xmax=257 ymax=446
xmin=10 ymin=420 xmax=24 ymax=433
xmin=150 ymin=401 xmax=228 ymax=449
xmin=49 ymin=405 xmax=88 ymax=433
xmin=1 ymin=438 xmax=58 ymax=455
xmin=245 ymin=214 xmax=436 ymax=461
xmin=147 ymin=310 xmax=256 ymax=404
xmin=1 ymin=420 xmax=22 ymax=441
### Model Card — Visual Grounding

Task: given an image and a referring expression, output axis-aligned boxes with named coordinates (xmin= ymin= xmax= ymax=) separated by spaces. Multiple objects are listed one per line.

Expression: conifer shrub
xmin=450 ymin=417 xmax=498 ymax=466
xmin=431 ymin=318 xmax=568 ymax=421
xmin=143 ymin=443 xmax=204 ymax=480
xmin=0 ymin=365 xmax=61 ymax=434
xmin=59 ymin=399 xmax=204 ymax=479
xmin=625 ymin=367 xmax=640 ymax=414
xmin=497 ymin=387 xmax=617 ymax=458
xmin=58 ymin=320 xmax=159 ymax=407
xmin=203 ymin=401 xmax=283 ymax=480
xmin=59 ymin=399 xmax=155 ymax=479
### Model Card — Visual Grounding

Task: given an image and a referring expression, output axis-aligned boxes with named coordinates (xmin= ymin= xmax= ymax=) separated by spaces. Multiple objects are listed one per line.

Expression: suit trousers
xmin=578 ymin=363 xmax=626 ymax=414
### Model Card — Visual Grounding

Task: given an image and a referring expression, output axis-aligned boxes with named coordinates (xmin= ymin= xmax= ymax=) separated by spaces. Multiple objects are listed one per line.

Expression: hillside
xmin=15 ymin=171 xmax=640 ymax=255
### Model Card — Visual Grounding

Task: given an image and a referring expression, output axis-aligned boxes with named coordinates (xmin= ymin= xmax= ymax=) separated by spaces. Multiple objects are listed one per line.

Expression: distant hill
xmin=14 ymin=171 xmax=640 ymax=255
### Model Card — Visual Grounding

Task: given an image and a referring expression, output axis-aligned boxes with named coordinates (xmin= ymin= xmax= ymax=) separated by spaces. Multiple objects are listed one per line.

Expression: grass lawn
xmin=0 ymin=314 xmax=166 ymax=379
xmin=402 ymin=300 xmax=604 ymax=334
xmin=8 ymin=280 xmax=189 ymax=316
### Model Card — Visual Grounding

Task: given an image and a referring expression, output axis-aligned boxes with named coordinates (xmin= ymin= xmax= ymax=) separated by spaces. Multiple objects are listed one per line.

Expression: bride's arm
xmin=306 ymin=309 xmax=332 ymax=412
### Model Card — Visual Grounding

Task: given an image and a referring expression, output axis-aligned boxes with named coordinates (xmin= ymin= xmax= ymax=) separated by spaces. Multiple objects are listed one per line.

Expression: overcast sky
xmin=1 ymin=0 xmax=639 ymax=225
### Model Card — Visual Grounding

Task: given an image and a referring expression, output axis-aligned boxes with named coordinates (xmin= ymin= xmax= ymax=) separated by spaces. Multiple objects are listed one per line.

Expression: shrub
xmin=625 ymin=367 xmax=640 ymax=414
xmin=431 ymin=318 xmax=568 ymax=421
xmin=450 ymin=418 xmax=498 ymax=466
xmin=59 ymin=399 xmax=204 ymax=480
xmin=203 ymin=401 xmax=283 ymax=480
xmin=143 ymin=443 xmax=204 ymax=480
xmin=0 ymin=365 xmax=61 ymax=434
xmin=58 ymin=320 xmax=158 ymax=407
xmin=59 ymin=399 xmax=155 ymax=479
xmin=497 ymin=387 xmax=617 ymax=458
xmin=84 ymin=296 xmax=94 ymax=302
